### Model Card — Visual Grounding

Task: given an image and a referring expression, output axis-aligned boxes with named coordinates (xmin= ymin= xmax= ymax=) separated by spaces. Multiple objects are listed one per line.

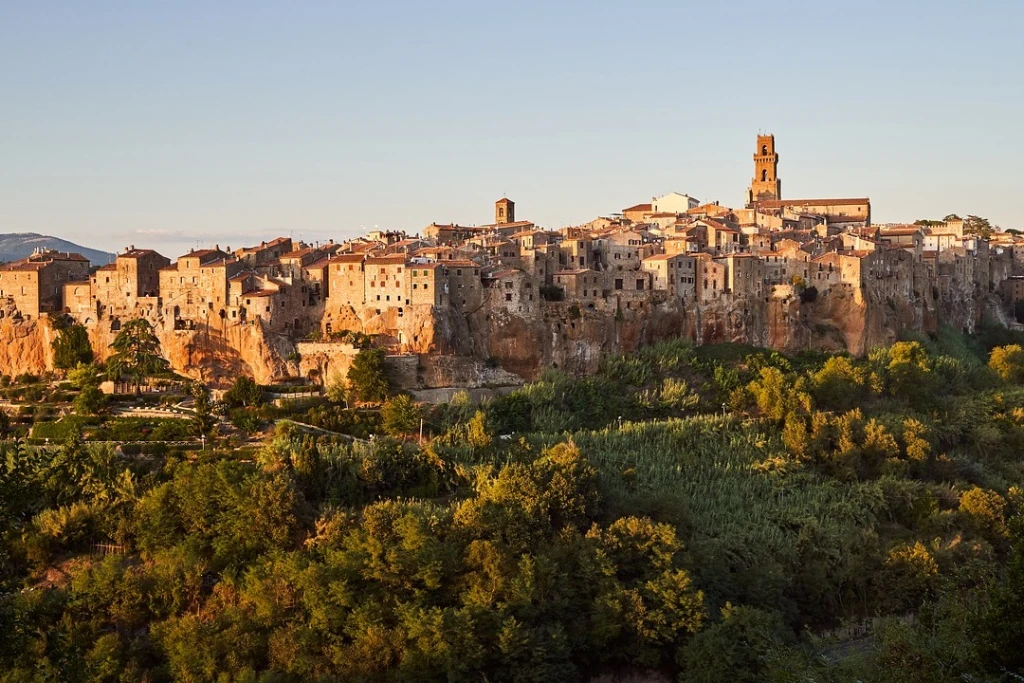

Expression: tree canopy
xmin=50 ymin=316 xmax=94 ymax=370
xmin=105 ymin=318 xmax=170 ymax=390
xmin=347 ymin=348 xmax=391 ymax=403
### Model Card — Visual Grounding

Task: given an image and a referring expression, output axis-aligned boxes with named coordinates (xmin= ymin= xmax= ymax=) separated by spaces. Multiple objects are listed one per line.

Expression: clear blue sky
xmin=2 ymin=1 xmax=1021 ymax=257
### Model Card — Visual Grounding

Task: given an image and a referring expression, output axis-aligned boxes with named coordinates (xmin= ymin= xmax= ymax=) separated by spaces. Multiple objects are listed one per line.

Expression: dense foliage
xmin=50 ymin=317 xmax=94 ymax=370
xmin=5 ymin=328 xmax=1024 ymax=681
xmin=105 ymin=319 xmax=170 ymax=391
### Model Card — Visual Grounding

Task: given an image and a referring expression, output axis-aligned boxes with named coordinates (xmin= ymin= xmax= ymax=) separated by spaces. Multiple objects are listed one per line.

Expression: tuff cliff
xmin=0 ymin=286 xmax=1005 ymax=386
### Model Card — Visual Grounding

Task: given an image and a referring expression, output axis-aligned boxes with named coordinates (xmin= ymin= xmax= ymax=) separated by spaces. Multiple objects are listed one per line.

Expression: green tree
xmin=67 ymin=362 xmax=101 ymax=390
xmin=989 ymin=344 xmax=1024 ymax=383
xmin=810 ymin=355 xmax=866 ymax=410
xmin=679 ymin=603 xmax=787 ymax=683
xmin=223 ymin=375 xmax=265 ymax=408
xmin=876 ymin=341 xmax=933 ymax=400
xmin=347 ymin=348 xmax=390 ymax=403
xmin=190 ymin=382 xmax=216 ymax=437
xmin=381 ymin=394 xmax=421 ymax=436
xmin=964 ymin=214 xmax=995 ymax=238
xmin=465 ymin=410 xmax=493 ymax=450
xmin=73 ymin=385 xmax=107 ymax=416
xmin=106 ymin=319 xmax=170 ymax=392
xmin=51 ymin=316 xmax=94 ymax=370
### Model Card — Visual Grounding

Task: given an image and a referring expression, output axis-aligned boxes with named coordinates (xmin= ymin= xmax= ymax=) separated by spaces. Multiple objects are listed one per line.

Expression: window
xmin=615 ymin=279 xmax=623 ymax=290
xmin=505 ymin=293 xmax=512 ymax=302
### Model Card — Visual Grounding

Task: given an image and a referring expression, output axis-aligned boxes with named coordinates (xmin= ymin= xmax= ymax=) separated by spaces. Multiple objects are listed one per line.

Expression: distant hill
xmin=0 ymin=233 xmax=115 ymax=266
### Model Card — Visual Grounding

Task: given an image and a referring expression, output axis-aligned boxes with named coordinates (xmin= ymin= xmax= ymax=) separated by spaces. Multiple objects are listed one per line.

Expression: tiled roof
xmin=757 ymin=198 xmax=870 ymax=209
xmin=364 ymin=254 xmax=408 ymax=265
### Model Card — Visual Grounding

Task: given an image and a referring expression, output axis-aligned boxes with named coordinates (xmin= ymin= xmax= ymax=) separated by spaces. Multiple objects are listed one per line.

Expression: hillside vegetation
xmin=4 ymin=327 xmax=1024 ymax=681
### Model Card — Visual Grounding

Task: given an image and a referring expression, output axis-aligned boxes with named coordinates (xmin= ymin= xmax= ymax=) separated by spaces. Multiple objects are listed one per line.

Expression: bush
xmin=223 ymin=376 xmax=266 ymax=408
xmin=799 ymin=286 xmax=818 ymax=303
xmin=540 ymin=284 xmax=565 ymax=302
xmin=381 ymin=395 xmax=422 ymax=436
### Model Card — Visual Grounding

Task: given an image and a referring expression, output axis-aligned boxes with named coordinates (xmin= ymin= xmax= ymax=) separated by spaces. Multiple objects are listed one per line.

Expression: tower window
xmin=762 ymin=169 xmax=768 ymax=181
xmin=762 ymin=144 xmax=768 ymax=155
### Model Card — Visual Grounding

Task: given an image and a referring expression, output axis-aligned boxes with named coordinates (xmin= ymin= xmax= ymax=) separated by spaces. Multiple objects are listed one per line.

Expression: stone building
xmin=90 ymin=247 xmax=170 ymax=325
xmin=486 ymin=269 xmax=538 ymax=316
xmin=495 ymin=197 xmax=515 ymax=224
xmin=716 ymin=253 xmax=765 ymax=298
xmin=746 ymin=134 xmax=781 ymax=206
xmin=235 ymin=237 xmax=293 ymax=268
xmin=553 ymin=269 xmax=603 ymax=302
xmin=641 ymin=253 xmax=696 ymax=299
xmin=158 ymin=248 xmax=242 ymax=327
xmin=444 ymin=259 xmax=484 ymax=313
xmin=409 ymin=262 xmax=447 ymax=307
xmin=695 ymin=255 xmax=726 ymax=303
xmin=364 ymin=254 xmax=410 ymax=315
xmin=0 ymin=250 xmax=90 ymax=319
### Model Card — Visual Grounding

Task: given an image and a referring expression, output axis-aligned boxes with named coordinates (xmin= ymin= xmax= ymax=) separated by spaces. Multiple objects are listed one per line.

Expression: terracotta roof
xmin=365 ymin=254 xmax=408 ymax=265
xmin=879 ymin=227 xmax=922 ymax=236
xmin=185 ymin=249 xmax=227 ymax=259
xmin=331 ymin=253 xmax=366 ymax=263
xmin=623 ymin=203 xmax=652 ymax=212
xmin=702 ymin=219 xmax=738 ymax=233
xmin=552 ymin=268 xmax=596 ymax=276
xmin=483 ymin=220 xmax=534 ymax=230
xmin=487 ymin=269 xmax=522 ymax=279
xmin=305 ymin=257 xmax=331 ymax=269
xmin=95 ymin=263 xmax=117 ymax=272
xmin=444 ymin=259 xmax=480 ymax=268
xmin=757 ymin=198 xmax=870 ymax=209
xmin=120 ymin=248 xmax=161 ymax=259
xmin=642 ymin=253 xmax=686 ymax=261
xmin=280 ymin=247 xmax=316 ymax=259
xmin=1 ymin=251 xmax=90 ymax=271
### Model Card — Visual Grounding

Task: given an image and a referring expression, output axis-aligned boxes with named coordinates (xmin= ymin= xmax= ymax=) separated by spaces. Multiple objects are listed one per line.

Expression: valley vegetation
xmin=4 ymin=326 xmax=1024 ymax=681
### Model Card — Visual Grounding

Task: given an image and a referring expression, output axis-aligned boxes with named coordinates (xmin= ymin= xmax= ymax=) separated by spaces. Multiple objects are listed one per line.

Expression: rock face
xmin=0 ymin=285 xmax=1004 ymax=385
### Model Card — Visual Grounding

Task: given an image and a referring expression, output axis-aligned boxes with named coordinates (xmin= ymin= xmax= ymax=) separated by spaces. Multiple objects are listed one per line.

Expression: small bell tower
xmin=495 ymin=197 xmax=515 ymax=224
xmin=746 ymin=134 xmax=781 ymax=207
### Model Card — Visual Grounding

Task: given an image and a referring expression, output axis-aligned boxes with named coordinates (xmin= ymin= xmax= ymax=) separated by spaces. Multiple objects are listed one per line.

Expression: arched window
xmin=761 ymin=145 xmax=768 ymax=155
xmin=762 ymin=169 xmax=768 ymax=181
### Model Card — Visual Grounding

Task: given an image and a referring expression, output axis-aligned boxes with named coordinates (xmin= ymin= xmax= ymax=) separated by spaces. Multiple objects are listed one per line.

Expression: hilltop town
xmin=1 ymin=134 xmax=1021 ymax=388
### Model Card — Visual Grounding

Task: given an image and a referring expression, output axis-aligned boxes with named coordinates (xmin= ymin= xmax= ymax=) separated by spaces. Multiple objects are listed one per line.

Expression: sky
xmin=1 ymin=0 xmax=1022 ymax=257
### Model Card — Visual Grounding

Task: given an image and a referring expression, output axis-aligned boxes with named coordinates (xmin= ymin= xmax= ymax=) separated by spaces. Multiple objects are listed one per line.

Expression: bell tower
xmin=746 ymin=134 xmax=781 ymax=207
xmin=495 ymin=197 xmax=515 ymax=224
